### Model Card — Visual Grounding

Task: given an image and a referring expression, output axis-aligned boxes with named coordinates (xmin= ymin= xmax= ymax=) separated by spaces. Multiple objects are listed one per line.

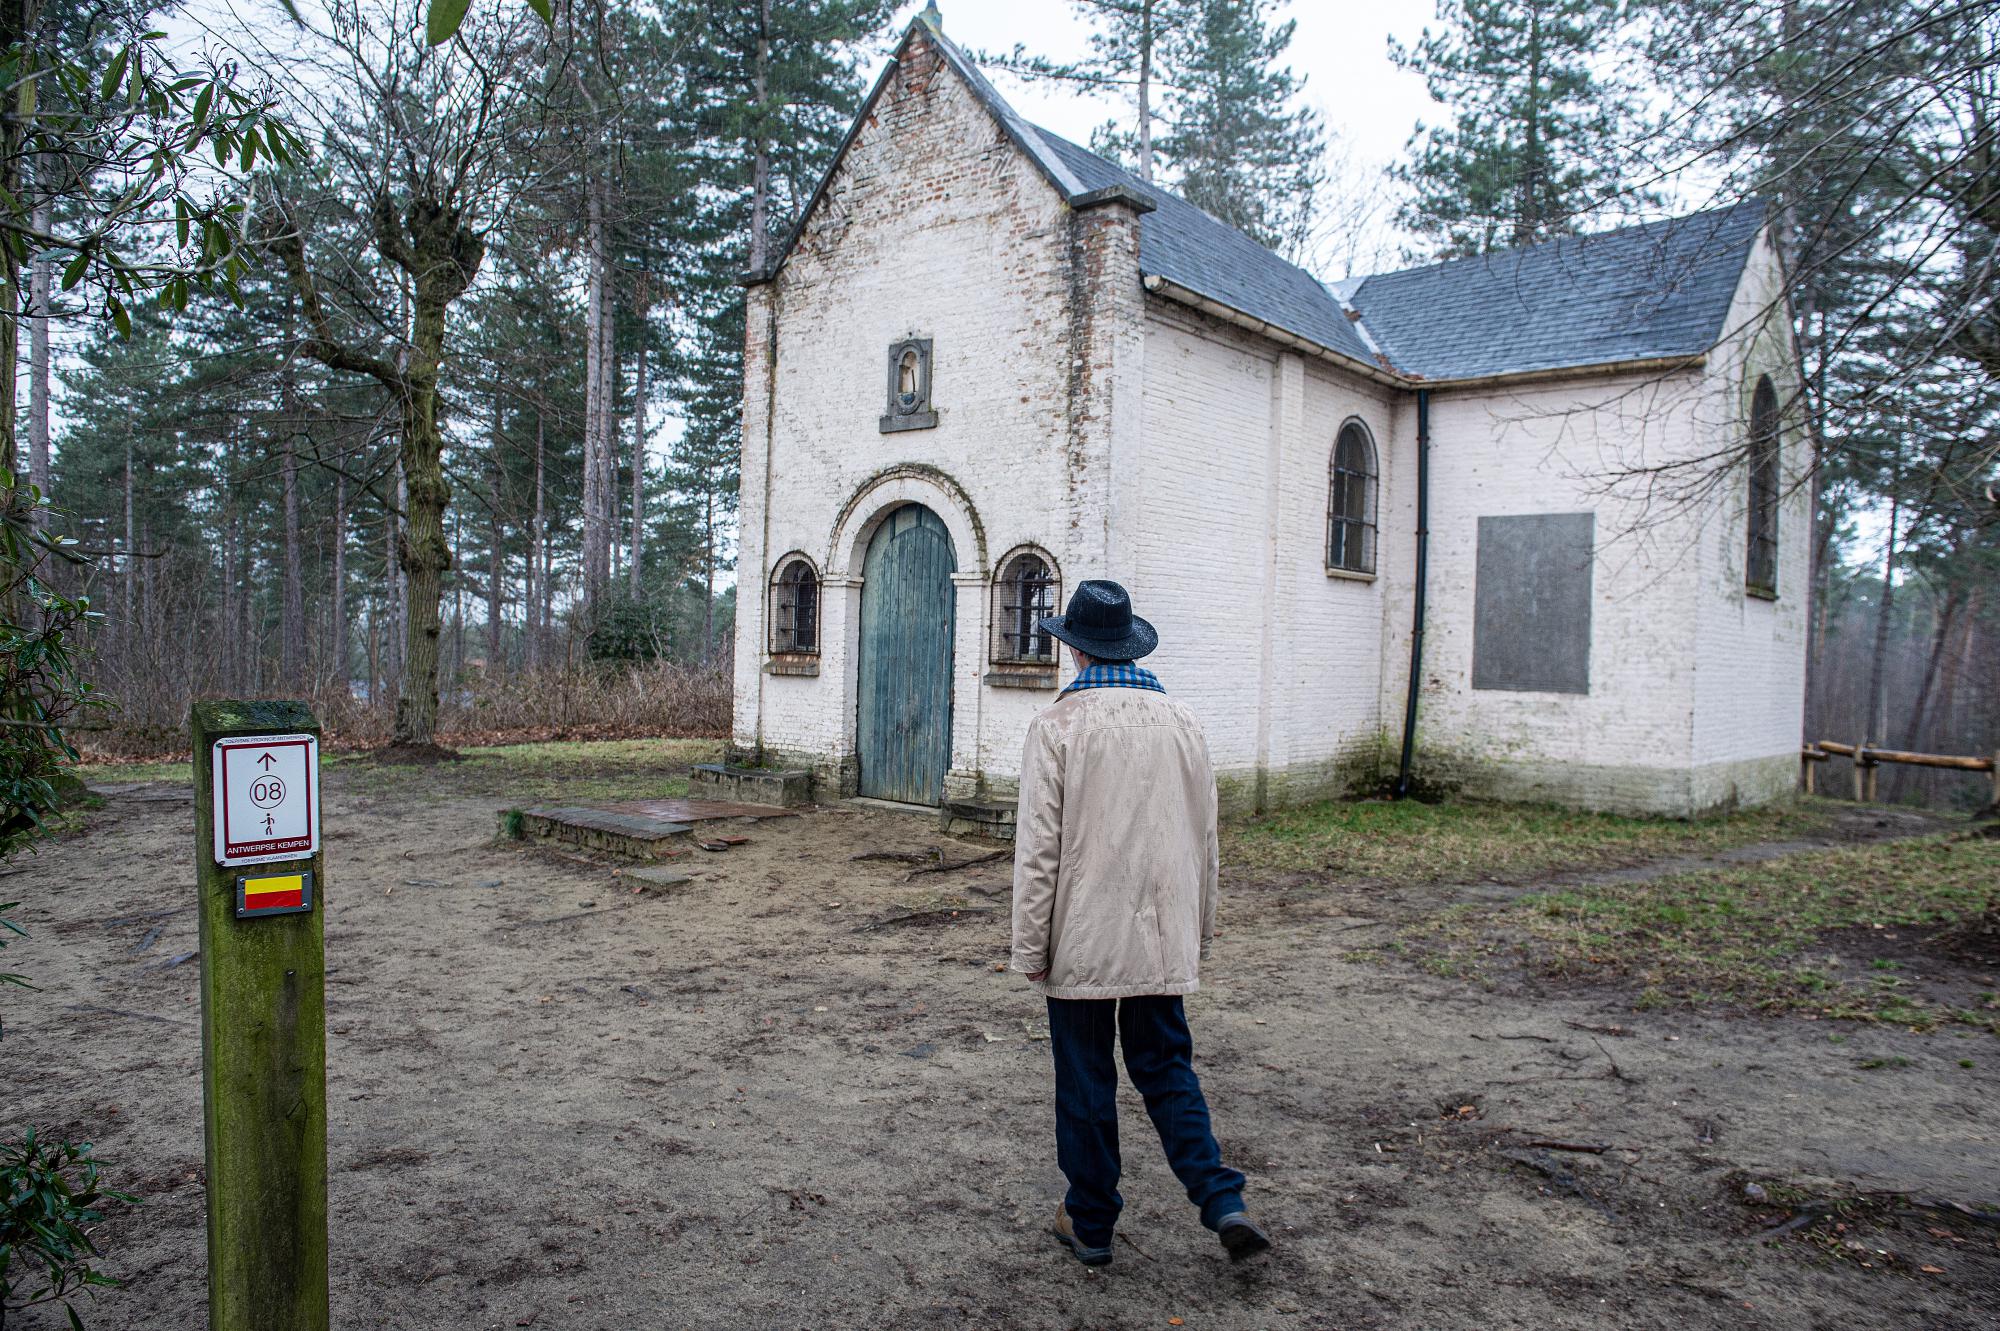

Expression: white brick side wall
xmin=1686 ymin=228 xmax=1811 ymax=806
xmin=1131 ymin=303 xmax=1395 ymax=808
xmin=1376 ymin=374 xmax=1710 ymax=811
xmin=1372 ymin=227 xmax=1808 ymax=814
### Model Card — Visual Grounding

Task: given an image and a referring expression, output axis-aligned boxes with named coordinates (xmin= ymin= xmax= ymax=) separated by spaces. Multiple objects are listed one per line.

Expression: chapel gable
xmin=763 ymin=22 xmax=1064 ymax=287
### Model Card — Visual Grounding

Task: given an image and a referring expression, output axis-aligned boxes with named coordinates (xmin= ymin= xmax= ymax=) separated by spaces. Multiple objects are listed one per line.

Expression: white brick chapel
xmin=729 ymin=12 xmax=1809 ymax=818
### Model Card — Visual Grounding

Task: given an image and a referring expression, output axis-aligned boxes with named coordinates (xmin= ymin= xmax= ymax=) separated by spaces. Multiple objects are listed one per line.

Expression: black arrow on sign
xmin=256 ymin=753 xmax=277 ymax=769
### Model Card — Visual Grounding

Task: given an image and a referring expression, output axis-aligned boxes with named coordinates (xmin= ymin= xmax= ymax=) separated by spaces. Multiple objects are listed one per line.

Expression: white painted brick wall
xmin=1686 ymin=228 xmax=1811 ymax=804
xmin=1129 ymin=309 xmax=1275 ymax=773
xmin=1131 ymin=302 xmax=1396 ymax=804
xmin=1280 ymin=360 xmax=1400 ymax=782
xmin=1376 ymin=373 xmax=1706 ymax=791
xmin=732 ymin=30 xmax=1137 ymax=796
xmin=1371 ymin=229 xmax=1808 ymax=812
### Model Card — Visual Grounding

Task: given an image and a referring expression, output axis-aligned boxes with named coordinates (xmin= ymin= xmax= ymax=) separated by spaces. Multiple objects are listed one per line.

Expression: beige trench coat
xmin=1008 ymin=686 xmax=1220 ymax=1000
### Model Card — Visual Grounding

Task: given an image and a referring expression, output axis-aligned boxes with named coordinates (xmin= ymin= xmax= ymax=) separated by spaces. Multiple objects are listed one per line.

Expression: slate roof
xmin=775 ymin=15 xmax=1767 ymax=385
xmin=1341 ymin=202 xmax=1770 ymax=380
xmin=1033 ymin=131 xmax=1381 ymax=365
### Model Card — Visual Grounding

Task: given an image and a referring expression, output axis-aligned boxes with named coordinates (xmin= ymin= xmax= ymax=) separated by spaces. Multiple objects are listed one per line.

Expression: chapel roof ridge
xmin=1351 ymin=199 xmax=1771 ymax=286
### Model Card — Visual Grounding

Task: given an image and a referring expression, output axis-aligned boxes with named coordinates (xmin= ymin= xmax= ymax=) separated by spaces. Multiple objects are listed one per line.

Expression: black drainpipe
xmin=1395 ymin=389 xmax=1431 ymax=799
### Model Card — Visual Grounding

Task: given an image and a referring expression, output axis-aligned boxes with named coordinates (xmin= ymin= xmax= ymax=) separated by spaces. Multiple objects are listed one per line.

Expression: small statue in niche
xmin=881 ymin=337 xmax=937 ymax=432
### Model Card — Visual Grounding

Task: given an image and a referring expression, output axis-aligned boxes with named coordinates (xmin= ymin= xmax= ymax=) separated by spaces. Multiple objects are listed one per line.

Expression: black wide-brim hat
xmin=1040 ymin=579 xmax=1158 ymax=662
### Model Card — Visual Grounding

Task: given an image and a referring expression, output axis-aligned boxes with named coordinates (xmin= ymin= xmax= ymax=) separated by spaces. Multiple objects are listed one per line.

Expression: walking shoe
xmin=1215 ymin=1211 xmax=1272 ymax=1262
xmin=1050 ymin=1203 xmax=1113 ymax=1267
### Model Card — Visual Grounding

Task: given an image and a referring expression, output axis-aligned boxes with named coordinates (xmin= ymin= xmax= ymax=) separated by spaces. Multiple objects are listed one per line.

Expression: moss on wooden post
xmin=192 ymin=700 xmax=329 ymax=1331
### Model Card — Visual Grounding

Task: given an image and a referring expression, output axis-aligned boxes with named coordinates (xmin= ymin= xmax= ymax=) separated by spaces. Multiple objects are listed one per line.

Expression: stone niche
xmin=880 ymin=337 xmax=937 ymax=432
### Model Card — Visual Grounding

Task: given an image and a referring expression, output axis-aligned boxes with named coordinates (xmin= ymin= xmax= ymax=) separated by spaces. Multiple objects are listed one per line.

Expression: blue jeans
xmin=1046 ymin=994 xmax=1247 ymax=1247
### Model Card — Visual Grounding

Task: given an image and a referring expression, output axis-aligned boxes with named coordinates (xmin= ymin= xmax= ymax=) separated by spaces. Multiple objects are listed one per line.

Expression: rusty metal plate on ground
xmin=599 ymin=799 xmax=797 ymax=822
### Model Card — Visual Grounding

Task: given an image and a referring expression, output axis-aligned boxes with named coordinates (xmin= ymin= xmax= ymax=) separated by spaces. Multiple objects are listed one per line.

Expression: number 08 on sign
xmin=211 ymin=733 xmax=320 ymax=880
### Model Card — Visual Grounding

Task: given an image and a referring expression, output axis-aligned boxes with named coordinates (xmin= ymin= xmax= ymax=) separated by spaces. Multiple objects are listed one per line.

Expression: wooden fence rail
xmin=1801 ymin=739 xmax=1999 ymax=804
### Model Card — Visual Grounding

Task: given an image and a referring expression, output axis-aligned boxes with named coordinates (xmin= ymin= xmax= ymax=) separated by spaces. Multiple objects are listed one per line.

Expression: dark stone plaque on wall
xmin=1472 ymin=512 xmax=1594 ymax=695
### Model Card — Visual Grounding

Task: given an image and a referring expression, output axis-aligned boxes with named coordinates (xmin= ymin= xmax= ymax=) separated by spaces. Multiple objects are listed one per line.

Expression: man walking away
xmin=1010 ymin=579 xmax=1272 ymax=1268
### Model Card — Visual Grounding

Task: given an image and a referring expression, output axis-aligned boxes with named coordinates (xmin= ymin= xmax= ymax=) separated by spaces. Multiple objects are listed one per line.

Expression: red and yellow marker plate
xmin=235 ymin=870 xmax=314 ymax=918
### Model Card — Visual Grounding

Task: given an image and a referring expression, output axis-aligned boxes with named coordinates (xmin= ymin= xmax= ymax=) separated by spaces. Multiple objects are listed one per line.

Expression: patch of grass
xmin=74 ymin=758 xmax=191 ymax=784
xmin=1404 ymin=833 xmax=1999 ymax=1030
xmin=1223 ymin=796 xmax=1839 ymax=885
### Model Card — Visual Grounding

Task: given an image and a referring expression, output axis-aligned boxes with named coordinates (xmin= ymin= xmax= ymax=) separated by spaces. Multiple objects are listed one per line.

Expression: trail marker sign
xmin=211 ymin=733 xmax=319 ymax=866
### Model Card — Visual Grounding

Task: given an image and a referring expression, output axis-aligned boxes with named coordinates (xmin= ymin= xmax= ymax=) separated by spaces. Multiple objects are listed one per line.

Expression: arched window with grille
xmin=770 ymin=555 xmax=820 ymax=654
xmin=1328 ymin=420 xmax=1378 ymax=575
xmin=992 ymin=549 xmax=1060 ymax=665
xmin=1746 ymin=376 xmax=1781 ymax=596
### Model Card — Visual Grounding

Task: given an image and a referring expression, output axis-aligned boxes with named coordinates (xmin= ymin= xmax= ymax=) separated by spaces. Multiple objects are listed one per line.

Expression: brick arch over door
xmin=827 ymin=464 xmax=988 ymax=578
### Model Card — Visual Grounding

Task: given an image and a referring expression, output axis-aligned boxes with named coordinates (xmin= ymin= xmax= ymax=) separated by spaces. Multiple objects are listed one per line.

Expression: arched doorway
xmin=857 ymin=504 xmax=956 ymax=804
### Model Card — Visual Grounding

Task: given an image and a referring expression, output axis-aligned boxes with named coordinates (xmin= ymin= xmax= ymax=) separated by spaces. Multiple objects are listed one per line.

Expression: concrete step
xmin=941 ymin=799 xmax=1016 ymax=842
xmin=515 ymin=806 xmax=694 ymax=860
xmin=511 ymin=797 xmax=799 ymax=862
xmin=690 ymin=763 xmax=813 ymax=806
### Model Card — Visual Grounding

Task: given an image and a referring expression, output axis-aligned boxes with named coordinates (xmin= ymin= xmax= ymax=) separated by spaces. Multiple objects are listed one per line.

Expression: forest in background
xmin=7 ymin=0 xmax=1998 ymax=806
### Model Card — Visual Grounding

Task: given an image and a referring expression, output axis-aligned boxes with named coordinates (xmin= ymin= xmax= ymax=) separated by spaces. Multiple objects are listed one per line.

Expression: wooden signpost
xmin=192 ymin=700 xmax=329 ymax=1331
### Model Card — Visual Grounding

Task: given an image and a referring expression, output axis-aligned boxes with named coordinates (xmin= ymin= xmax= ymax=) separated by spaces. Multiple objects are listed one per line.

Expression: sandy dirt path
xmin=5 ymin=769 xmax=1997 ymax=1330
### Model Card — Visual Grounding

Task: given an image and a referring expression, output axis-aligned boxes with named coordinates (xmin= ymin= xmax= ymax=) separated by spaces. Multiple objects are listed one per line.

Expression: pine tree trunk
xmin=1864 ymin=490 xmax=1900 ymax=744
xmin=332 ymin=471 xmax=347 ymax=690
xmin=1137 ymin=0 xmax=1154 ymax=182
xmin=488 ymin=388 xmax=505 ymax=675
xmin=144 ymin=516 xmax=158 ymax=675
xmin=608 ymin=343 xmax=622 ymax=588
xmin=1905 ymin=586 xmax=1962 ymax=749
xmin=0 ymin=0 xmax=33 ymax=495
xmin=219 ymin=505 xmax=236 ymax=691
xmin=280 ymin=383 xmax=305 ymax=683
xmin=602 ymin=262 xmax=618 ymax=590
xmin=702 ymin=487 xmax=715 ymax=661
xmin=1928 ymin=589 xmax=1978 ymax=754
xmin=1518 ymin=4 xmax=1546 ymax=246
xmin=582 ymin=172 xmax=610 ymax=608
xmin=749 ymin=0 xmax=773 ymax=272
xmin=27 ymin=199 xmax=51 ymax=523
xmin=451 ymin=512 xmax=465 ymax=684
xmin=530 ymin=410 xmax=546 ymax=670
xmin=385 ymin=470 xmax=402 ymax=703
xmin=629 ymin=313 xmax=646 ymax=595
xmin=123 ymin=439 xmax=136 ymax=647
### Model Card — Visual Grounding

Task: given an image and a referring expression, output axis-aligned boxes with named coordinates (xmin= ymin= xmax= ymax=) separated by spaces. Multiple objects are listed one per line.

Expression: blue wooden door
xmin=857 ymin=504 xmax=957 ymax=804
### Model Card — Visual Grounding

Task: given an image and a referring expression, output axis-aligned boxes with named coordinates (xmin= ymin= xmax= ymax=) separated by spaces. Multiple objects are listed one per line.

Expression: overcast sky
xmin=899 ymin=1 xmax=1441 ymax=165
xmin=893 ymin=0 xmax=1443 ymax=254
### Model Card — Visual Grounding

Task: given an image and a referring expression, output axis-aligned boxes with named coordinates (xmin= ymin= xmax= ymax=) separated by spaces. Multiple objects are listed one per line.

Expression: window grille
xmin=1328 ymin=421 xmax=1378 ymax=575
xmin=771 ymin=557 xmax=820 ymax=654
xmin=992 ymin=552 xmax=1059 ymax=664
xmin=1746 ymin=376 xmax=1780 ymax=595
